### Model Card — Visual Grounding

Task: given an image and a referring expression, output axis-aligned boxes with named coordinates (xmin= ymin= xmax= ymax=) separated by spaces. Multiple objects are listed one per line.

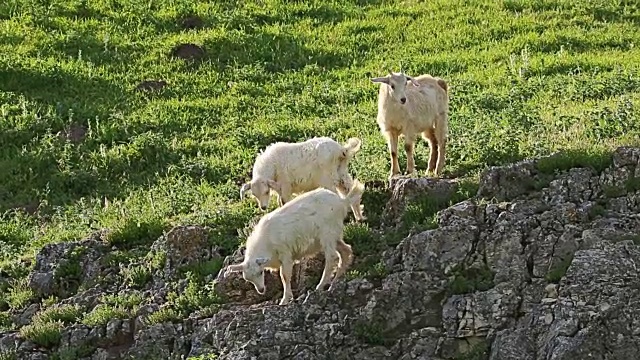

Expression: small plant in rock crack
xmin=145 ymin=307 xmax=181 ymax=325
xmin=353 ymin=319 xmax=387 ymax=346
xmin=167 ymin=272 xmax=223 ymax=317
xmin=545 ymin=254 xmax=574 ymax=283
xmin=6 ymin=277 xmax=34 ymax=310
xmin=81 ymin=304 xmax=130 ymax=327
xmin=454 ymin=341 xmax=489 ymax=360
xmin=186 ymin=354 xmax=218 ymax=360
xmin=32 ymin=304 xmax=83 ymax=325
xmin=52 ymin=345 xmax=96 ymax=360
xmin=101 ymin=292 xmax=145 ymax=310
xmin=0 ymin=311 xmax=12 ymax=331
xmin=448 ymin=264 xmax=496 ymax=295
xmin=19 ymin=320 xmax=64 ymax=348
xmin=120 ymin=263 xmax=153 ymax=289
xmin=0 ymin=350 xmax=17 ymax=360
xmin=535 ymin=149 xmax=613 ymax=175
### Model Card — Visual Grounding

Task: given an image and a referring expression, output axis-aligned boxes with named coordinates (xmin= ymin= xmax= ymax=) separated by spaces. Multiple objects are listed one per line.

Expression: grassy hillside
xmin=1 ymin=0 xmax=640 ymax=327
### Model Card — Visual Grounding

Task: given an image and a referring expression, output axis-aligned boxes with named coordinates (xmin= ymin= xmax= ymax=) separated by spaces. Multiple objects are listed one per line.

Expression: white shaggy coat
xmin=225 ymin=179 xmax=364 ymax=305
xmin=371 ymin=71 xmax=449 ymax=179
xmin=240 ymin=136 xmax=365 ymax=220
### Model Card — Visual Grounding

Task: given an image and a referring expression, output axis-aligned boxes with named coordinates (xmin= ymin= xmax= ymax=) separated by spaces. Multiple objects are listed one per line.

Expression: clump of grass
xmin=454 ymin=341 xmax=489 ymax=360
xmin=448 ymin=264 xmax=496 ymax=295
xmin=401 ymin=178 xmax=479 ymax=233
xmin=353 ymin=319 xmax=386 ymax=346
xmin=535 ymin=149 xmax=613 ymax=175
xmin=106 ymin=217 xmax=167 ymax=249
xmin=81 ymin=304 xmax=130 ymax=327
xmin=166 ymin=272 xmax=223 ymax=317
xmin=0 ymin=350 xmax=17 ymax=360
xmin=545 ymin=254 xmax=575 ymax=283
xmin=0 ymin=311 xmax=12 ymax=331
xmin=121 ymin=263 xmax=152 ymax=289
xmin=588 ymin=204 xmax=606 ymax=220
xmin=179 ymin=258 xmax=225 ymax=280
xmin=52 ymin=345 xmax=96 ymax=360
xmin=146 ymin=307 xmax=181 ymax=325
xmin=613 ymin=234 xmax=640 ymax=245
xmin=625 ymin=176 xmax=640 ymax=193
xmin=19 ymin=320 xmax=64 ymax=348
xmin=6 ymin=278 xmax=34 ymax=310
xmin=32 ymin=304 xmax=82 ymax=325
xmin=186 ymin=354 xmax=218 ymax=360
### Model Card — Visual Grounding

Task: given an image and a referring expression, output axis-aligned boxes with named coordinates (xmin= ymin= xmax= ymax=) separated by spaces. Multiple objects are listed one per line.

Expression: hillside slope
xmin=2 ymin=0 xmax=640 ymax=359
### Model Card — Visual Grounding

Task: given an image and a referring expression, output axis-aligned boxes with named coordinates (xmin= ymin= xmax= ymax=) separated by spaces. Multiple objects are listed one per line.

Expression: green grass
xmin=1 ymin=0 xmax=640 ymax=333
xmin=19 ymin=320 xmax=64 ymax=348
xmin=81 ymin=304 xmax=130 ymax=327
xmin=545 ymin=254 xmax=574 ymax=283
xmin=448 ymin=264 xmax=496 ymax=295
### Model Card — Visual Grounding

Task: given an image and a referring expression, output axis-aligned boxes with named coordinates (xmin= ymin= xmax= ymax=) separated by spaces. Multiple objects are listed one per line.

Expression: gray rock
xmin=3 ymin=146 xmax=640 ymax=360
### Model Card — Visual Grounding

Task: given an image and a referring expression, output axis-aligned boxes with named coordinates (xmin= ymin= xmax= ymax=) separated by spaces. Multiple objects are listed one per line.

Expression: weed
xmin=121 ymin=263 xmax=152 ymax=289
xmin=32 ymin=304 xmax=82 ymax=325
xmin=448 ymin=265 xmax=496 ymax=295
xmin=588 ymin=204 xmax=607 ymax=220
xmin=0 ymin=350 xmax=17 ymax=360
xmin=81 ymin=304 xmax=130 ymax=327
xmin=167 ymin=272 xmax=222 ymax=317
xmin=179 ymin=258 xmax=225 ymax=280
xmin=6 ymin=278 xmax=34 ymax=310
xmin=52 ymin=345 xmax=96 ymax=360
xmin=454 ymin=341 xmax=489 ymax=360
xmin=545 ymin=254 xmax=575 ymax=283
xmin=0 ymin=311 xmax=12 ymax=331
xmin=186 ymin=354 xmax=218 ymax=360
xmin=625 ymin=177 xmax=640 ymax=192
xmin=353 ymin=319 xmax=386 ymax=346
xmin=106 ymin=217 xmax=167 ymax=249
xmin=101 ymin=292 xmax=144 ymax=310
xmin=535 ymin=149 xmax=613 ymax=175
xmin=146 ymin=307 xmax=181 ymax=325
xmin=19 ymin=320 xmax=64 ymax=348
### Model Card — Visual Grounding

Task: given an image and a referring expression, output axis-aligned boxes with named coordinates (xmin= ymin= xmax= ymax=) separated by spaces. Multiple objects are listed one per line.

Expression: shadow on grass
xmin=0 ymin=66 xmax=128 ymax=122
xmin=203 ymin=30 xmax=353 ymax=73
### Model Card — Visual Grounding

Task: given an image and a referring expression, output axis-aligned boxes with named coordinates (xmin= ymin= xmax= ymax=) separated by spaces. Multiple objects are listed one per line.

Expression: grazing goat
xmin=240 ymin=136 xmax=365 ymax=221
xmin=370 ymin=68 xmax=449 ymax=179
xmin=224 ymin=179 xmax=365 ymax=305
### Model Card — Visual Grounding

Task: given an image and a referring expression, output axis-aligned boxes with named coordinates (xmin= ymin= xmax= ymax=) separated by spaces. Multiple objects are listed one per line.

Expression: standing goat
xmin=240 ymin=136 xmax=365 ymax=221
xmin=370 ymin=68 xmax=449 ymax=179
xmin=224 ymin=180 xmax=364 ymax=305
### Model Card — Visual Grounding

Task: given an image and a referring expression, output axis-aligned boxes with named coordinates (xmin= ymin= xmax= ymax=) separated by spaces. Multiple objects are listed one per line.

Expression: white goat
xmin=224 ymin=179 xmax=364 ymax=305
xmin=240 ymin=136 xmax=365 ymax=221
xmin=370 ymin=68 xmax=449 ymax=179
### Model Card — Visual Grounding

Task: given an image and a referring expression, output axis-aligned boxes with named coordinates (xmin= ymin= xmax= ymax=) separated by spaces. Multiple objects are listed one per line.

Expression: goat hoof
xmin=279 ymin=298 xmax=292 ymax=306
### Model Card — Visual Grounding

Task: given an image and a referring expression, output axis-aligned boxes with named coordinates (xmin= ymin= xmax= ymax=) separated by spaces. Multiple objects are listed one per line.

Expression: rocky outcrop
xmin=2 ymin=147 xmax=640 ymax=360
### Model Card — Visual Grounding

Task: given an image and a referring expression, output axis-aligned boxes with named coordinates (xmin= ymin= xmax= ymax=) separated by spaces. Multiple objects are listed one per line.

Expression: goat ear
xmin=240 ymin=182 xmax=252 ymax=200
xmin=267 ymin=179 xmax=281 ymax=192
xmin=409 ymin=78 xmax=420 ymax=87
xmin=255 ymin=257 xmax=269 ymax=267
xmin=370 ymin=77 xmax=389 ymax=84
xmin=223 ymin=263 xmax=244 ymax=278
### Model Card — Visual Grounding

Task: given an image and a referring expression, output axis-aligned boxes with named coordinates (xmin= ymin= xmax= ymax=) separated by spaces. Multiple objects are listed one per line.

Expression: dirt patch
xmin=171 ymin=43 xmax=205 ymax=61
xmin=59 ymin=123 xmax=88 ymax=143
xmin=179 ymin=15 xmax=204 ymax=30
